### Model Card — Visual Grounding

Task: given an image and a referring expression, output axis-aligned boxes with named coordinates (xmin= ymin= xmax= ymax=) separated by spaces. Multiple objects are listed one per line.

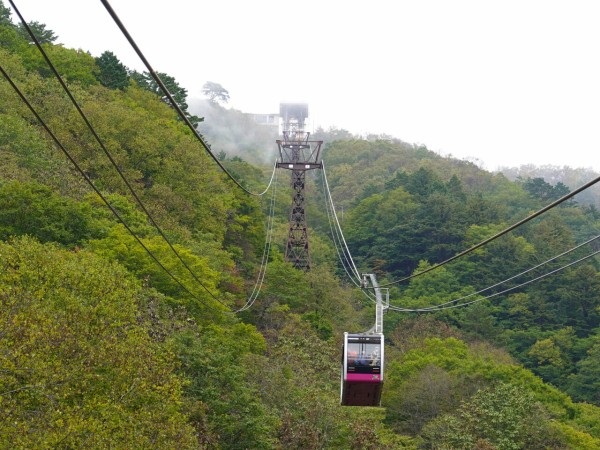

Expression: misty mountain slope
xmin=188 ymin=98 xmax=279 ymax=165
xmin=500 ymin=164 xmax=600 ymax=207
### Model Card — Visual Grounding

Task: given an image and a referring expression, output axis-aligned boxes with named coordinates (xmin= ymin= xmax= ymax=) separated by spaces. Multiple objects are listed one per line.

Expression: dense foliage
xmin=2 ymin=3 xmax=600 ymax=448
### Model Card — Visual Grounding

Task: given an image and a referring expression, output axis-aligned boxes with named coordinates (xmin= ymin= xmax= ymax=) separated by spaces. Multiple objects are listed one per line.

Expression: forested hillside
xmin=2 ymin=3 xmax=600 ymax=448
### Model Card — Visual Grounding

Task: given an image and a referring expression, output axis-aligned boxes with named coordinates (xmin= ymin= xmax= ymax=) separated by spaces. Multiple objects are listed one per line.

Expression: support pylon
xmin=276 ymin=103 xmax=322 ymax=271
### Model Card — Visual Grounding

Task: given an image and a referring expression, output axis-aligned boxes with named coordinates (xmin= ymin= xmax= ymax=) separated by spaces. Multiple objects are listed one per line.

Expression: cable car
xmin=341 ymin=332 xmax=384 ymax=406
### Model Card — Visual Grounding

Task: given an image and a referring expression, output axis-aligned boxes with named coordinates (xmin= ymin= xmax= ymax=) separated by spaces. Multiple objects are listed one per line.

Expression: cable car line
xmin=323 ymin=162 xmax=362 ymax=281
xmin=393 ymin=233 xmax=600 ymax=312
xmin=98 ymin=0 xmax=273 ymax=198
xmin=232 ymin=165 xmax=279 ymax=313
xmin=8 ymin=0 xmax=239 ymax=309
xmin=322 ymin=166 xmax=385 ymax=305
xmin=2 ymin=63 xmax=280 ymax=315
xmin=16 ymin=0 xmax=600 ymax=411
xmin=0 ymin=66 xmax=276 ymax=314
xmin=321 ymin=167 xmax=390 ymax=308
xmin=377 ymin=173 xmax=600 ymax=288
xmin=323 ymin=176 xmax=362 ymax=287
xmin=8 ymin=0 xmax=284 ymax=315
xmin=324 ymin=200 xmax=361 ymax=286
xmin=322 ymin=163 xmax=362 ymax=284
xmin=389 ymin=244 xmax=600 ymax=313
xmin=9 ymin=3 xmax=600 ymax=410
xmin=322 ymin=159 xmax=600 ymax=313
xmin=359 ymin=228 xmax=600 ymax=313
xmin=0 ymin=64 xmax=229 ymax=315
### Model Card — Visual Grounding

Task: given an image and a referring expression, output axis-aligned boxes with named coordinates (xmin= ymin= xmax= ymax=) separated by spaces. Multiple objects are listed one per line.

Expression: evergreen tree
xmin=131 ymin=70 xmax=202 ymax=126
xmin=95 ymin=50 xmax=129 ymax=90
xmin=17 ymin=20 xmax=57 ymax=44
xmin=131 ymin=70 xmax=188 ymax=108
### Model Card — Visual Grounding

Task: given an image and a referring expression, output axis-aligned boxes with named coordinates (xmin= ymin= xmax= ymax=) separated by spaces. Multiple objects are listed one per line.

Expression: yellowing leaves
xmin=0 ymin=237 xmax=196 ymax=448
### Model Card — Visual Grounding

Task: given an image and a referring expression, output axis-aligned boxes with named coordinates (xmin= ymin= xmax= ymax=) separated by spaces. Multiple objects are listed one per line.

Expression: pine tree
xmin=95 ymin=50 xmax=129 ymax=90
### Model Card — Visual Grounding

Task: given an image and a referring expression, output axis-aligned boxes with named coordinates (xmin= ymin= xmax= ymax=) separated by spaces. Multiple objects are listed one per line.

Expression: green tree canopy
xmin=567 ymin=338 xmax=600 ymax=405
xmin=17 ymin=20 xmax=57 ymax=44
xmin=95 ymin=50 xmax=129 ymax=90
xmin=0 ymin=180 xmax=96 ymax=245
xmin=131 ymin=70 xmax=201 ymax=126
xmin=0 ymin=237 xmax=197 ymax=448
xmin=421 ymin=383 xmax=562 ymax=449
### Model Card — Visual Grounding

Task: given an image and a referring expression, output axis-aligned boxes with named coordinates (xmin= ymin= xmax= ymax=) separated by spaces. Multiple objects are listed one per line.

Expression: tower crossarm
xmin=276 ymin=136 xmax=323 ymax=170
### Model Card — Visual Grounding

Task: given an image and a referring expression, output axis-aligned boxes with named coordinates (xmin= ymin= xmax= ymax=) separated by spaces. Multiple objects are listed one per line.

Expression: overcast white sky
xmin=8 ymin=0 xmax=600 ymax=172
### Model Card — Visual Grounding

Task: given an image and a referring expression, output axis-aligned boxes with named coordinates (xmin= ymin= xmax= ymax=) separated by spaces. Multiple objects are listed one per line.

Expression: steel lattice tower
xmin=276 ymin=103 xmax=323 ymax=271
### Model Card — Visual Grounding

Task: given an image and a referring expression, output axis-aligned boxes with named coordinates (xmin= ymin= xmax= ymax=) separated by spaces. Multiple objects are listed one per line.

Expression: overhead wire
xmin=98 ymin=0 xmax=274 ymax=197
xmin=0 ymin=64 xmax=227 ymax=314
xmin=102 ymin=0 xmax=600 ymax=318
xmin=12 ymin=0 xmax=600 ymax=316
xmin=8 ymin=0 xmax=235 ymax=308
xmin=1 ymin=61 xmax=278 ymax=315
xmin=323 ymin=185 xmax=362 ymax=287
xmin=322 ymin=159 xmax=600 ymax=310
xmin=392 ymin=233 xmax=600 ymax=312
xmin=377 ymin=172 xmax=600 ymax=288
xmin=321 ymin=162 xmax=362 ymax=284
xmin=388 ymin=244 xmax=600 ymax=312
xmin=234 ymin=164 xmax=279 ymax=313
xmin=331 ymin=178 xmax=600 ymax=313
xmin=323 ymin=168 xmax=381 ymax=306
xmin=321 ymin=163 xmax=380 ymax=307
xmin=8 ymin=0 xmax=284 ymax=314
xmin=322 ymin=180 xmax=360 ymax=285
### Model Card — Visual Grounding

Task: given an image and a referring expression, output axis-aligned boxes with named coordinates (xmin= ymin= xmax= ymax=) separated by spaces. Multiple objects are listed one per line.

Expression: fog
xmin=8 ymin=0 xmax=600 ymax=171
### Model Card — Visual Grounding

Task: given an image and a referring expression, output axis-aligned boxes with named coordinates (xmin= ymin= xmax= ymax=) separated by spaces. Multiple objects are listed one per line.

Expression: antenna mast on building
xmin=277 ymin=103 xmax=323 ymax=271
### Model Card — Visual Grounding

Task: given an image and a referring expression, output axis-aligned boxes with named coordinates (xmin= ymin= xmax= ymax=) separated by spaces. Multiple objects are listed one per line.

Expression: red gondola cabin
xmin=341 ymin=332 xmax=384 ymax=406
